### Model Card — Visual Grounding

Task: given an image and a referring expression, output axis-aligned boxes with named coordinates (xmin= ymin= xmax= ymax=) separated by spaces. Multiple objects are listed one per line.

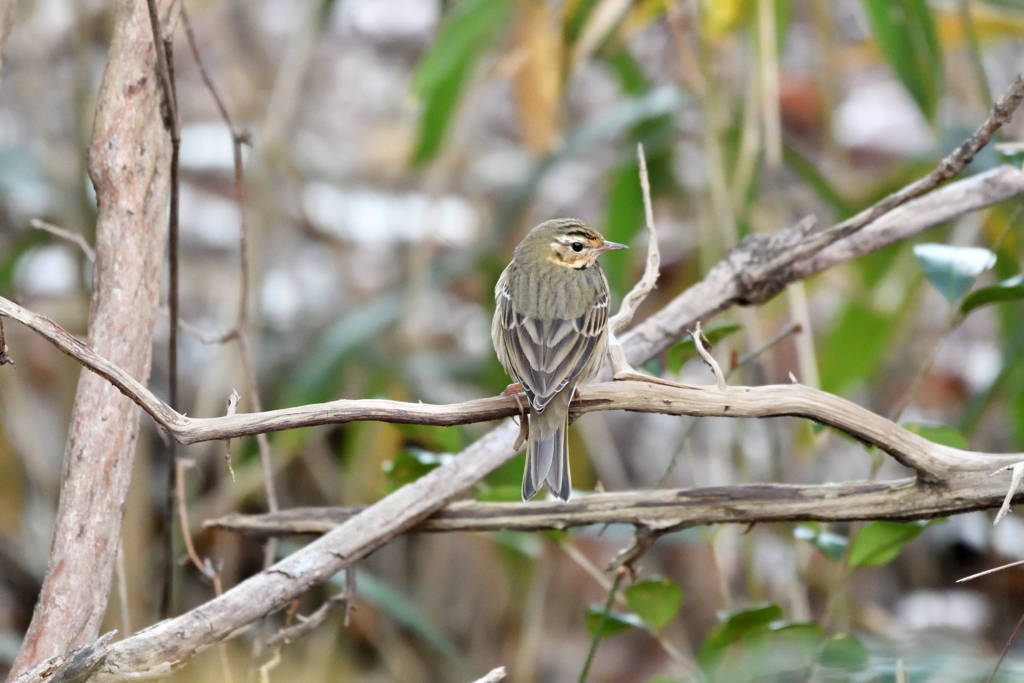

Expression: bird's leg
xmin=503 ymin=383 xmax=530 ymax=450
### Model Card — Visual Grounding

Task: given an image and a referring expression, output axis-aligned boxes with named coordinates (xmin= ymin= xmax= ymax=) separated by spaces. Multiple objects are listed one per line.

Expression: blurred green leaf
xmin=905 ymin=423 xmax=969 ymax=449
xmin=584 ymin=606 xmax=644 ymax=638
xmin=625 ymin=578 xmax=683 ymax=630
xmin=861 ymin=0 xmax=943 ymax=123
xmin=283 ymin=294 xmax=402 ymax=406
xmin=998 ymin=147 xmax=1024 ymax=169
xmin=382 ymin=449 xmax=453 ymax=490
xmin=666 ymin=324 xmax=742 ymax=373
xmin=793 ymin=524 xmax=847 ymax=560
xmin=410 ymin=0 xmax=511 ymax=165
xmin=475 ymin=483 xmax=522 ymax=501
xmin=913 ymin=243 xmax=996 ymax=304
xmin=783 ymin=145 xmax=855 ymax=219
xmin=818 ymin=634 xmax=869 ymax=671
xmin=395 ymin=422 xmax=464 ymax=453
xmin=818 ymin=302 xmax=895 ymax=395
xmin=352 ymin=572 xmax=461 ymax=660
xmin=699 ymin=603 xmax=784 ymax=669
xmin=848 ymin=520 xmax=928 ymax=567
xmin=960 ymin=273 xmax=1024 ymax=316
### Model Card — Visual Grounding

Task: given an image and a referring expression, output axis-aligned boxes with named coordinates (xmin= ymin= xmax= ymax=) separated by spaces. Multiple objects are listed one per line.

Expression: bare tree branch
xmin=205 ymin=473 xmax=1024 ymax=537
xmin=29 ymin=219 xmax=96 ymax=262
xmin=6 ymin=0 xmax=179 ymax=676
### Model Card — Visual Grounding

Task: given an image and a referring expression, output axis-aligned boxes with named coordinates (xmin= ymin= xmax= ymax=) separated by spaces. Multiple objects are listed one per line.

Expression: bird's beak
xmin=596 ymin=240 xmax=628 ymax=253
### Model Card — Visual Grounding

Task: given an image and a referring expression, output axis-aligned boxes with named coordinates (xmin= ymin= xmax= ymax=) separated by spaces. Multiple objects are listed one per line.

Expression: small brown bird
xmin=491 ymin=218 xmax=627 ymax=501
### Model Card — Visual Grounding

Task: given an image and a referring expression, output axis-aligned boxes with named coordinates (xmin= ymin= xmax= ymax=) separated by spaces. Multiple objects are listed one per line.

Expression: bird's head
xmin=520 ymin=218 xmax=628 ymax=270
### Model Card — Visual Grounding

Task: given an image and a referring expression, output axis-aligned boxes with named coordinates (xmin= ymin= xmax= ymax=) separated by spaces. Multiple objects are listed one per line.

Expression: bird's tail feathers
xmin=522 ymin=395 xmax=571 ymax=502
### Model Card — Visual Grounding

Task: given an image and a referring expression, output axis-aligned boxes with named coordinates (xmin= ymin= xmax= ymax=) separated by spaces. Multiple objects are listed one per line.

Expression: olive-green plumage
xmin=491 ymin=218 xmax=626 ymax=501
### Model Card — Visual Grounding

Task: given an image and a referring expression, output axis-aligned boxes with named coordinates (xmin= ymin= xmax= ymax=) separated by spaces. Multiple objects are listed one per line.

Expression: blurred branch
xmin=206 ymin=473 xmax=1024 ymax=536
xmin=29 ymin=219 xmax=95 ymax=262
xmin=179 ymin=10 xmax=281 ymax=672
xmin=6 ymin=0 xmax=178 ymax=676
xmin=145 ymin=0 xmax=182 ymax=620
xmin=470 ymin=668 xmax=507 ymax=683
xmin=0 ymin=317 xmax=13 ymax=368
xmin=0 ymin=0 xmax=16 ymax=86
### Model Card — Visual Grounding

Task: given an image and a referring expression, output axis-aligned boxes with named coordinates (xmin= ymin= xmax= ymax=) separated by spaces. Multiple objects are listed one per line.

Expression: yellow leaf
xmin=571 ymin=0 xmax=632 ymax=67
xmin=934 ymin=5 xmax=1024 ymax=47
xmin=704 ymin=0 xmax=751 ymax=38
xmin=512 ymin=0 xmax=563 ymax=153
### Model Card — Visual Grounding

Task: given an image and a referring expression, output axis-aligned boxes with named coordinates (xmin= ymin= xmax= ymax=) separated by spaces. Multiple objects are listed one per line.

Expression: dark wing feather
xmin=495 ymin=277 xmax=608 ymax=413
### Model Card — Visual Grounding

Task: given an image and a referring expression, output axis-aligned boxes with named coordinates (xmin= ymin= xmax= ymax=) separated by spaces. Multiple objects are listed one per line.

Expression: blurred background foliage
xmin=3 ymin=0 xmax=1024 ymax=680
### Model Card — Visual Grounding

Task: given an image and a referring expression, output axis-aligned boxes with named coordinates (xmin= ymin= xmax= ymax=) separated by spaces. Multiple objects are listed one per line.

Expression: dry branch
xmin=6 ymin=0 xmax=178 ymax=676
xmin=205 ymin=474 xmax=1024 ymax=536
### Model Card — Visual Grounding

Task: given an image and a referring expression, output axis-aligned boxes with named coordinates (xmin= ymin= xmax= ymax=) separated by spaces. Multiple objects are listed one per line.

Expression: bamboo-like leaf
xmin=862 ymin=0 xmax=943 ymax=123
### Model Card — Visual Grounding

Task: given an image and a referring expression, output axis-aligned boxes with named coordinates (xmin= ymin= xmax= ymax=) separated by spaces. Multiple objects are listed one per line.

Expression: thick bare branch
xmin=7 ymin=0 xmax=179 ymax=676
xmin=618 ymin=164 xmax=1024 ymax=367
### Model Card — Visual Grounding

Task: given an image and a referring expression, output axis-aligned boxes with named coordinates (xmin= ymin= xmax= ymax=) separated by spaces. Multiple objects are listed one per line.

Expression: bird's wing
xmin=495 ymin=278 xmax=608 ymax=412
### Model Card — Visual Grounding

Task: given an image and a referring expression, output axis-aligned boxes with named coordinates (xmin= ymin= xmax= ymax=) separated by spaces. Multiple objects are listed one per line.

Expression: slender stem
xmin=958 ymin=0 xmax=993 ymax=110
xmin=987 ymin=608 xmax=1024 ymax=683
xmin=577 ymin=571 xmax=624 ymax=683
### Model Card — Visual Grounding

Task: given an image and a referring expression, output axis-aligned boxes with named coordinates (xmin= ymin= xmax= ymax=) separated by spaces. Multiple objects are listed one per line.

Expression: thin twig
xmin=608 ymin=143 xmax=661 ymax=379
xmin=265 ymin=584 xmax=353 ymax=648
xmin=115 ymin=543 xmax=131 ymax=638
xmin=179 ymin=9 xmax=278 ymax=674
xmin=557 ymin=539 xmax=698 ymax=677
xmin=29 ymin=219 xmax=95 ymax=261
xmin=469 ymin=668 xmax=507 ymax=683
xmin=175 ymin=458 xmax=233 ymax=683
xmin=958 ymin=0 xmax=993 ymax=111
xmin=577 ymin=569 xmax=624 ymax=683
xmin=987 ymin=608 xmax=1024 ymax=683
xmin=690 ymin=322 xmax=726 ymax=390
xmin=958 ymin=558 xmax=1024 ymax=583
xmin=146 ymin=0 xmax=182 ymax=621
xmin=0 ymin=316 xmax=13 ymax=368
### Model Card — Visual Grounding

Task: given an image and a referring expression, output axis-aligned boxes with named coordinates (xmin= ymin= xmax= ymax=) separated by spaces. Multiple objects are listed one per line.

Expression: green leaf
xmin=625 ymin=578 xmax=683 ymax=630
xmin=861 ymin=0 xmax=943 ymax=123
xmin=913 ymin=243 xmax=996 ymax=304
xmin=818 ymin=634 xmax=869 ymax=671
xmin=698 ymin=603 xmax=784 ymax=668
xmin=905 ymin=424 xmax=969 ymax=450
xmin=382 ymin=449 xmax=452 ymax=490
xmin=584 ymin=606 xmax=644 ymax=638
xmin=848 ymin=520 xmax=927 ymax=567
xmin=960 ymin=273 xmax=1024 ymax=316
xmin=793 ymin=524 xmax=848 ymax=560
xmin=818 ymin=302 xmax=895 ymax=395
xmin=666 ymin=324 xmax=742 ymax=374
xmin=410 ymin=0 xmax=511 ymax=165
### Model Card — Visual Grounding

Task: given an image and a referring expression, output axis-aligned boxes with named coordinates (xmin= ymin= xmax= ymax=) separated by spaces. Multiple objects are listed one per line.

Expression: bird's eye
xmin=571 ymin=242 xmax=584 ymax=253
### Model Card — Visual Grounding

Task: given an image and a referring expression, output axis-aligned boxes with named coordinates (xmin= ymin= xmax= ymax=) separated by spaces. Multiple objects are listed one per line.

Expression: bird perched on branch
xmin=492 ymin=218 xmax=627 ymax=501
